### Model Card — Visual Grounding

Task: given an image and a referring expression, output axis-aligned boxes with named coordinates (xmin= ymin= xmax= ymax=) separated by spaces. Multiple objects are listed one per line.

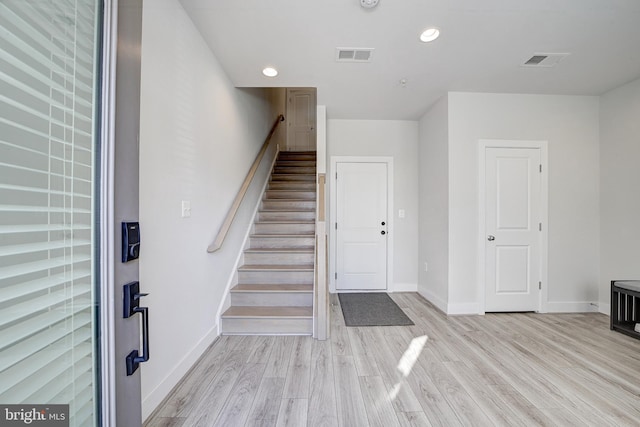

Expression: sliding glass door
xmin=0 ymin=1 xmax=102 ymax=425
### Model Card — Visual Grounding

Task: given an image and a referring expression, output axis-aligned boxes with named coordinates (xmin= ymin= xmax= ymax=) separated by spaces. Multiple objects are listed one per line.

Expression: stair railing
xmin=208 ymin=114 xmax=285 ymax=253
xmin=314 ymin=173 xmax=329 ymax=340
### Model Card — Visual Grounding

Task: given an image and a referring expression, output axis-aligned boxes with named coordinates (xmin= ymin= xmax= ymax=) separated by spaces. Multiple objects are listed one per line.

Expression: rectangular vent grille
xmin=336 ymin=48 xmax=374 ymax=62
xmin=522 ymin=53 xmax=570 ymax=67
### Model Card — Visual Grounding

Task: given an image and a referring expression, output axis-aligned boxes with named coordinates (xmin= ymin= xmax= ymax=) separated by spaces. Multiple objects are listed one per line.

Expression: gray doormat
xmin=338 ymin=292 xmax=414 ymax=327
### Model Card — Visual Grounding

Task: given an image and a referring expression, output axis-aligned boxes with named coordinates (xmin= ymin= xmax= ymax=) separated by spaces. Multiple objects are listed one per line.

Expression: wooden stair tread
xmin=238 ymin=264 xmax=314 ymax=271
xmin=250 ymin=233 xmax=314 ymax=237
xmin=259 ymin=208 xmax=315 ymax=212
xmin=222 ymin=306 xmax=313 ymax=318
xmin=264 ymin=199 xmax=316 ymax=202
xmin=244 ymin=248 xmax=314 ymax=253
xmin=255 ymin=220 xmax=315 ymax=224
xmin=232 ymin=284 xmax=313 ymax=292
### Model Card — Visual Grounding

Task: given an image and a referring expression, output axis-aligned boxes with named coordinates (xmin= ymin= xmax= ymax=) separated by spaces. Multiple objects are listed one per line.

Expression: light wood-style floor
xmin=145 ymin=292 xmax=640 ymax=427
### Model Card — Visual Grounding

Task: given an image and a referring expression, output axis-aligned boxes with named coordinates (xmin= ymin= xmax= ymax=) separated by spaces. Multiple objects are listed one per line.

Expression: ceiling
xmin=180 ymin=0 xmax=640 ymax=120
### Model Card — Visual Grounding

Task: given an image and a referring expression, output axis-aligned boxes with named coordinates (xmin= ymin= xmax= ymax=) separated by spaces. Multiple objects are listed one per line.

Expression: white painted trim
xmin=329 ymin=156 xmax=394 ymax=293
xmin=316 ymin=106 xmax=327 ymax=174
xmin=546 ymin=301 xmax=599 ymax=313
xmin=599 ymin=303 xmax=611 ymax=316
xmin=99 ymin=2 xmax=118 ymax=425
xmin=477 ymin=140 xmax=549 ymax=315
xmin=141 ymin=325 xmax=219 ymax=421
xmin=391 ymin=283 xmax=418 ymax=292
xmin=447 ymin=302 xmax=480 ymax=315
xmin=418 ymin=288 xmax=447 ymax=314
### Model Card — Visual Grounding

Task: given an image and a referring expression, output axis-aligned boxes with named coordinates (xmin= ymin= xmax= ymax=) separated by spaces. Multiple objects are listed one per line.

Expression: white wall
xmin=327 ymin=120 xmax=419 ymax=291
xmin=599 ymin=77 xmax=640 ymax=313
xmin=139 ymin=0 xmax=278 ymax=419
xmin=448 ymin=92 xmax=600 ymax=313
xmin=418 ymin=97 xmax=449 ymax=312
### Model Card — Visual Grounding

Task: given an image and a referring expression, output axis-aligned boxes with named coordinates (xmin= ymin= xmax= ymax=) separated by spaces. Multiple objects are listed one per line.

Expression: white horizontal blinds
xmin=0 ymin=1 xmax=99 ymax=426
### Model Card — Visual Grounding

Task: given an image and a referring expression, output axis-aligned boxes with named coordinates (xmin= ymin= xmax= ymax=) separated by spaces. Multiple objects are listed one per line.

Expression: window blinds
xmin=0 ymin=1 xmax=100 ymax=426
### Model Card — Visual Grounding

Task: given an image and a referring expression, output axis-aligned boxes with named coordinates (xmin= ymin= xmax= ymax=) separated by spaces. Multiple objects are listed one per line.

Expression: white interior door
xmin=485 ymin=147 xmax=542 ymax=312
xmin=336 ymin=163 xmax=388 ymax=290
xmin=286 ymin=89 xmax=316 ymax=151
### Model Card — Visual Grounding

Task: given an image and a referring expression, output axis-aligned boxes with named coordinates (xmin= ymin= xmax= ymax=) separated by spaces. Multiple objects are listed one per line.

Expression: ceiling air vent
xmin=336 ymin=48 xmax=374 ymax=62
xmin=522 ymin=53 xmax=570 ymax=67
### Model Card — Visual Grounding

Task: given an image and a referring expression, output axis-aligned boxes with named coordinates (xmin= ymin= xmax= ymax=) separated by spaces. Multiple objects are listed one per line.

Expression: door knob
xmin=487 ymin=235 xmax=495 ymax=241
xmin=381 ymin=221 xmax=386 ymax=226
xmin=381 ymin=230 xmax=386 ymax=235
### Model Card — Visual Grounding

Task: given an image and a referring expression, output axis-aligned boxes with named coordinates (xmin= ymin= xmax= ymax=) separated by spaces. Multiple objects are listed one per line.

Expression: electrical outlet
xmin=399 ymin=209 xmax=405 ymax=218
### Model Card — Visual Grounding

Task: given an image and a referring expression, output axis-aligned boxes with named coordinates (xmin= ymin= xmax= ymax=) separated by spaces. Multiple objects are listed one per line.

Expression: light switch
xmin=398 ymin=209 xmax=405 ymax=218
xmin=181 ymin=200 xmax=191 ymax=218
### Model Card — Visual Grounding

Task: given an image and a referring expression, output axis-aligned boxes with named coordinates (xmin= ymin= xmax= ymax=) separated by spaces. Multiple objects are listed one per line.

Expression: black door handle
xmin=123 ymin=282 xmax=150 ymax=376
xmin=127 ymin=305 xmax=149 ymax=376
xmin=381 ymin=230 xmax=386 ymax=235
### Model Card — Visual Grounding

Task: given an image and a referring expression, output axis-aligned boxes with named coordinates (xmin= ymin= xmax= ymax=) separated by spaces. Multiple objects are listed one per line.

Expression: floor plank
xmin=282 ymin=336 xmax=312 ymax=398
xmin=307 ymin=339 xmax=339 ymax=427
xmin=333 ymin=355 xmax=369 ymax=427
xmin=275 ymin=398 xmax=308 ymax=427
xmin=245 ymin=376 xmax=285 ymax=426
xmin=213 ymin=362 xmax=266 ymax=427
xmin=358 ymin=375 xmax=401 ymax=427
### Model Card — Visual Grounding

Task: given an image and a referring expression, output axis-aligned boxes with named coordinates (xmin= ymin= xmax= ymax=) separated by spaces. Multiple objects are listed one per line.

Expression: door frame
xmin=477 ymin=140 xmax=549 ymax=314
xmin=99 ymin=1 xmax=118 ymax=424
xmin=100 ymin=0 xmax=144 ymax=425
xmin=330 ymin=156 xmax=394 ymax=293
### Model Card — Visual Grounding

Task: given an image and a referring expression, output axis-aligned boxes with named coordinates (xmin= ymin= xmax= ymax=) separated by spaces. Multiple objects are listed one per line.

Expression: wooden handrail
xmin=207 ymin=114 xmax=285 ymax=253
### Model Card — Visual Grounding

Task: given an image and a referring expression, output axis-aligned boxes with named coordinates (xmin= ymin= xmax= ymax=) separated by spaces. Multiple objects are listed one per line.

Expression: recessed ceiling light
xmin=420 ymin=28 xmax=440 ymax=43
xmin=262 ymin=67 xmax=278 ymax=77
xmin=361 ymin=0 xmax=379 ymax=9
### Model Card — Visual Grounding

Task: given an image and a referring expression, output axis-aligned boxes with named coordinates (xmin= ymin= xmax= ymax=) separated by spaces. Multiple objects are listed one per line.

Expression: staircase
xmin=221 ymin=151 xmax=317 ymax=335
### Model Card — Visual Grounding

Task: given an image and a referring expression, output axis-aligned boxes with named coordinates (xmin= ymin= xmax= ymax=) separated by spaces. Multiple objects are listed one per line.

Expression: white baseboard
xmin=598 ymin=302 xmax=610 ymax=316
xmin=417 ymin=288 xmax=447 ymax=314
xmin=142 ymin=324 xmax=219 ymax=421
xmin=546 ymin=301 xmax=599 ymax=313
xmin=447 ymin=302 xmax=480 ymax=315
xmin=391 ymin=282 xmax=418 ymax=292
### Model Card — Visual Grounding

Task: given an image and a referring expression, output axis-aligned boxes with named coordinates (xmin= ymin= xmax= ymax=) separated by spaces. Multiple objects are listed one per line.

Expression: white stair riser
xmin=273 ymin=167 xmax=316 ymax=175
xmin=230 ymin=291 xmax=313 ymax=306
xmin=238 ymin=270 xmax=313 ymax=285
xmin=270 ymin=174 xmax=316 ymax=182
xmin=221 ymin=317 xmax=313 ymax=335
xmin=244 ymin=251 xmax=314 ymax=265
xmin=261 ymin=200 xmax=315 ymax=210
xmin=265 ymin=190 xmax=316 ymax=200
xmin=278 ymin=153 xmax=316 ymax=160
xmin=258 ymin=211 xmax=315 ymax=222
xmin=254 ymin=223 xmax=315 ymax=235
xmin=268 ymin=182 xmax=316 ymax=191
xmin=249 ymin=236 xmax=314 ymax=249
xmin=275 ymin=160 xmax=316 ymax=166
